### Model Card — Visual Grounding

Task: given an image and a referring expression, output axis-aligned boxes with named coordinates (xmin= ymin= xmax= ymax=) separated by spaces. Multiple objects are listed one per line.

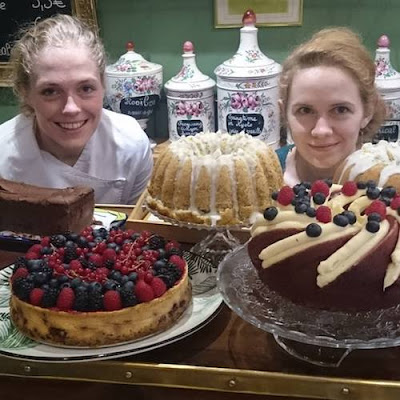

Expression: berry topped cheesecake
xmin=10 ymin=227 xmax=191 ymax=347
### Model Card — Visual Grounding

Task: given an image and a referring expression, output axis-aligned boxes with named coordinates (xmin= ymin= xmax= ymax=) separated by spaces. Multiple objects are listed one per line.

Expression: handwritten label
xmin=226 ymin=113 xmax=264 ymax=136
xmin=374 ymin=121 xmax=400 ymax=143
xmin=0 ymin=2 xmax=6 ymax=11
xmin=176 ymin=120 xmax=203 ymax=136
xmin=32 ymin=0 xmax=67 ymax=12
xmin=120 ymin=95 xmax=159 ymax=120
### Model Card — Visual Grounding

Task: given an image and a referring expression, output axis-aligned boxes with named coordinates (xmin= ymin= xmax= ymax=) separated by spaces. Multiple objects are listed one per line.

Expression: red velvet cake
xmin=248 ymin=180 xmax=400 ymax=311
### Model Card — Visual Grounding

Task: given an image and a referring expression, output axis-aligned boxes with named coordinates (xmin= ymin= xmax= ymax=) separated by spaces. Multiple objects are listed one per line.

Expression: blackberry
xmin=105 ymin=259 xmax=115 ymax=269
xmin=78 ymin=257 xmax=89 ymax=269
xmin=74 ymin=286 xmax=89 ymax=311
xmin=64 ymin=247 xmax=78 ymax=263
xmin=166 ymin=247 xmax=183 ymax=257
xmin=120 ymin=286 xmax=138 ymax=307
xmin=41 ymin=286 xmax=59 ymax=308
xmin=88 ymin=287 xmax=103 ymax=311
xmin=50 ymin=234 xmax=67 ymax=248
xmin=76 ymin=236 xmax=89 ymax=248
xmin=148 ymin=235 xmax=166 ymax=250
xmin=13 ymin=277 xmax=34 ymax=301
xmin=155 ymin=263 xmax=182 ymax=288
xmin=32 ymin=271 xmax=49 ymax=286
xmin=14 ymin=257 xmax=27 ymax=269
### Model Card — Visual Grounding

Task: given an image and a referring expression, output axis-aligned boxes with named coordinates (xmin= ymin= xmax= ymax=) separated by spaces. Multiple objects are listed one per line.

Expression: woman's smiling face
xmin=26 ymin=44 xmax=104 ymax=164
xmin=285 ymin=65 xmax=371 ymax=176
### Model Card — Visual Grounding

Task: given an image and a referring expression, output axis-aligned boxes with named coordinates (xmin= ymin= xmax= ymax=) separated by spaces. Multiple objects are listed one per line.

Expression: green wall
xmin=2 ymin=0 xmax=400 ymax=139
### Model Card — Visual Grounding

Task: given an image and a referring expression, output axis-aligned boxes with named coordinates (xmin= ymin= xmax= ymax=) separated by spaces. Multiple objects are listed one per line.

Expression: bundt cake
xmin=10 ymin=226 xmax=191 ymax=347
xmin=334 ymin=140 xmax=400 ymax=191
xmin=147 ymin=132 xmax=283 ymax=226
xmin=248 ymin=179 xmax=400 ymax=311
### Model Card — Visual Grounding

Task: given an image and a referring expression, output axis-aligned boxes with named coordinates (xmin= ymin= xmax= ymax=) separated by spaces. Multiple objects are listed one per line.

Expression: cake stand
xmin=145 ymin=205 xmax=245 ymax=294
xmin=217 ymin=243 xmax=400 ymax=367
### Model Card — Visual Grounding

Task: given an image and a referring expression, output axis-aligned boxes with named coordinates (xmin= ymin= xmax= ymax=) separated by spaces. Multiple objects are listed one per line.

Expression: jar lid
xmin=214 ymin=9 xmax=281 ymax=79
xmin=165 ymin=41 xmax=215 ymax=92
xmin=375 ymin=34 xmax=400 ymax=91
xmin=105 ymin=41 xmax=162 ymax=77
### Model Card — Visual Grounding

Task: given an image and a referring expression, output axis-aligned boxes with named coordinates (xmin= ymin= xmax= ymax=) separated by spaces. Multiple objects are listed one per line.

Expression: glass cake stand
xmin=145 ymin=204 xmax=244 ymax=294
xmin=217 ymin=243 xmax=400 ymax=367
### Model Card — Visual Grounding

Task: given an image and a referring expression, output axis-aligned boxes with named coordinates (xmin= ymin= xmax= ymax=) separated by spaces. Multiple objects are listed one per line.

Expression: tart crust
xmin=10 ymin=268 xmax=191 ymax=347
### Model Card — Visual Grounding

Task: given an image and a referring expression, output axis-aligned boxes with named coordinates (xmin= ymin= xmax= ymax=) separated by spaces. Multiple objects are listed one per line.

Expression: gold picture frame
xmin=214 ymin=0 xmax=303 ymax=28
xmin=0 ymin=0 xmax=98 ymax=87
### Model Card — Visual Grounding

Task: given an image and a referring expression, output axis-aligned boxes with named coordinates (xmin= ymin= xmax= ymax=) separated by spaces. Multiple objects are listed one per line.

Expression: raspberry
xmin=151 ymin=277 xmax=167 ymax=298
xmin=341 ymin=181 xmax=358 ymax=197
xmin=56 ymin=287 xmax=75 ymax=311
xmin=365 ymin=200 xmax=387 ymax=219
xmin=165 ymin=241 xmax=180 ymax=252
xmin=41 ymin=236 xmax=51 ymax=247
xmin=311 ymin=180 xmax=330 ymax=197
xmin=27 ymin=244 xmax=43 ymax=256
xmin=11 ymin=267 xmax=29 ymax=282
xmin=25 ymin=252 xmax=40 ymax=260
xmin=169 ymin=255 xmax=186 ymax=273
xmin=135 ymin=280 xmax=155 ymax=303
xmin=276 ymin=186 xmax=295 ymax=206
xmin=103 ymin=290 xmax=122 ymax=311
xmin=29 ymin=288 xmax=44 ymax=306
xmin=88 ymin=253 xmax=103 ymax=267
xmin=102 ymin=248 xmax=117 ymax=262
xmin=315 ymin=206 xmax=332 ymax=223
xmin=390 ymin=196 xmax=400 ymax=210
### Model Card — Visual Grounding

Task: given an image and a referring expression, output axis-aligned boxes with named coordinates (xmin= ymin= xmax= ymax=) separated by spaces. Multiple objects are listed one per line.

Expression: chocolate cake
xmin=0 ymin=179 xmax=94 ymax=235
xmin=248 ymin=180 xmax=400 ymax=311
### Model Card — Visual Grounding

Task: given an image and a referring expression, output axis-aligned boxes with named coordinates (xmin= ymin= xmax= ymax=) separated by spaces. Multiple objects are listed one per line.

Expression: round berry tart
xmin=9 ymin=227 xmax=191 ymax=347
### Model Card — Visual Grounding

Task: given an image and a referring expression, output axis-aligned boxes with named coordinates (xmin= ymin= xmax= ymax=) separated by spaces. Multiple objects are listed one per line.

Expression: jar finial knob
xmin=126 ymin=41 xmax=135 ymax=51
xmin=183 ymin=41 xmax=194 ymax=53
xmin=378 ymin=35 xmax=390 ymax=48
xmin=242 ymin=9 xmax=256 ymax=26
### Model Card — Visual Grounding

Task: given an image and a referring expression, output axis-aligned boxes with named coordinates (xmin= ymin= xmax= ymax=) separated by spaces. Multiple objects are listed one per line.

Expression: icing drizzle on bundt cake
xmin=248 ymin=179 xmax=400 ymax=311
xmin=148 ymin=132 xmax=283 ymax=226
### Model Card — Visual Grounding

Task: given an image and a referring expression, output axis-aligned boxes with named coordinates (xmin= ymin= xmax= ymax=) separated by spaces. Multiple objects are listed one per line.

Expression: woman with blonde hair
xmin=277 ymin=27 xmax=386 ymax=185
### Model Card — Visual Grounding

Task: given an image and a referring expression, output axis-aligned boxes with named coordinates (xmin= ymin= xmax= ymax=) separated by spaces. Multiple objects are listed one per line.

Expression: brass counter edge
xmin=1 ymin=358 xmax=400 ymax=399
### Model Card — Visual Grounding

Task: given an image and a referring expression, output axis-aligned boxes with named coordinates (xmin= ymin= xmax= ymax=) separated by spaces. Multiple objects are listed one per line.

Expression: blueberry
xmin=40 ymin=247 xmax=53 ymax=255
xmin=88 ymin=241 xmax=96 ymax=249
xmin=120 ymin=275 xmax=130 ymax=285
xmin=157 ymin=249 xmax=166 ymax=259
xmin=128 ymin=272 xmax=138 ymax=282
xmin=293 ymin=184 xmax=302 ymax=194
xmin=356 ymin=181 xmax=367 ymax=190
xmin=33 ymin=272 xmax=48 ymax=285
xmin=65 ymin=240 xmax=76 ymax=249
xmin=294 ymin=203 xmax=308 ymax=214
xmin=303 ymin=182 xmax=312 ymax=189
xmin=131 ymin=233 xmax=141 ymax=240
xmin=366 ymin=220 xmax=380 ymax=233
xmin=88 ymin=281 xmax=102 ymax=292
xmin=368 ymin=212 xmax=381 ymax=222
xmin=123 ymin=281 xmax=135 ymax=290
xmin=70 ymin=277 xmax=83 ymax=288
xmin=263 ymin=207 xmax=278 ymax=221
xmin=366 ymin=180 xmax=377 ymax=188
xmin=343 ymin=210 xmax=356 ymax=224
xmin=109 ymin=270 xmax=122 ymax=282
xmin=313 ymin=193 xmax=326 ymax=205
xmin=366 ymin=187 xmax=381 ymax=200
xmin=49 ymin=278 xmax=59 ymax=288
xmin=380 ymin=196 xmax=391 ymax=206
xmin=324 ymin=178 xmax=333 ymax=187
xmin=306 ymin=207 xmax=316 ymax=218
xmin=103 ymin=279 xmax=118 ymax=291
xmin=271 ymin=191 xmax=279 ymax=201
xmin=154 ymin=260 xmax=167 ymax=270
xmin=26 ymin=259 xmax=44 ymax=272
xmin=107 ymin=242 xmax=118 ymax=250
xmin=333 ymin=214 xmax=349 ymax=227
xmin=306 ymin=223 xmax=322 ymax=237
xmin=381 ymin=186 xmax=397 ymax=198
xmin=57 ymin=275 xmax=69 ymax=284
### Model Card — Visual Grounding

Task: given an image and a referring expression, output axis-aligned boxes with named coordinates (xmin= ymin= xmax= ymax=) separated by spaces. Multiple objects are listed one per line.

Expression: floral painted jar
xmin=214 ymin=10 xmax=281 ymax=148
xmin=164 ymin=41 xmax=215 ymax=140
xmin=105 ymin=41 xmax=163 ymax=130
xmin=374 ymin=34 xmax=400 ymax=143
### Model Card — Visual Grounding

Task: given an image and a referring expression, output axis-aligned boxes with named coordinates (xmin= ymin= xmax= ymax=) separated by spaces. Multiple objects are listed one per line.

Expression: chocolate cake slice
xmin=0 ymin=179 xmax=94 ymax=235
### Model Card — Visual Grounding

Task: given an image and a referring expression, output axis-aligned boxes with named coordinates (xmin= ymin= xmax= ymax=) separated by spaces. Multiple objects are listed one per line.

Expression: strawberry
xmin=341 ymin=181 xmax=358 ymax=197
xmin=135 ymin=280 xmax=155 ymax=303
xmin=29 ymin=288 xmax=44 ymax=306
xmin=151 ymin=277 xmax=167 ymax=298
xmin=365 ymin=200 xmax=387 ymax=219
xmin=311 ymin=180 xmax=330 ymax=197
xmin=103 ymin=290 xmax=122 ymax=311
xmin=315 ymin=206 xmax=332 ymax=223
xmin=169 ymin=255 xmax=186 ymax=273
xmin=276 ymin=186 xmax=295 ymax=206
xmin=11 ymin=267 xmax=29 ymax=282
xmin=56 ymin=287 xmax=75 ymax=311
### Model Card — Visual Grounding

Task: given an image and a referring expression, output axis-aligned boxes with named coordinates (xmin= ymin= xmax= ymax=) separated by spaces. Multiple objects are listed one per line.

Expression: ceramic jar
xmin=105 ymin=42 xmax=163 ymax=130
xmin=374 ymin=34 xmax=400 ymax=143
xmin=214 ymin=10 xmax=281 ymax=148
xmin=164 ymin=41 xmax=216 ymax=140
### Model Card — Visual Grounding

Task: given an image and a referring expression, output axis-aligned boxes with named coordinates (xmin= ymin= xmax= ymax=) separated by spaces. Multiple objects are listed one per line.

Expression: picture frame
xmin=0 ymin=0 xmax=98 ymax=87
xmin=214 ymin=0 xmax=303 ymax=28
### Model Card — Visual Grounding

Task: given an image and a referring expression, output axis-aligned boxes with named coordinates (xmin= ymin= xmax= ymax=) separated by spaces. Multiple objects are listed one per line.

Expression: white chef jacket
xmin=0 ymin=109 xmax=153 ymax=204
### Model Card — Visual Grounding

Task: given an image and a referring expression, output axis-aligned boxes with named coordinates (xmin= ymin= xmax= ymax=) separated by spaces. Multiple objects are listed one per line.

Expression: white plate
xmin=0 ymin=266 xmax=223 ymax=362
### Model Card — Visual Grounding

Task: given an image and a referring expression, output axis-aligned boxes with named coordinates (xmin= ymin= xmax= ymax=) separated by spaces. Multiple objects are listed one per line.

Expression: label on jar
xmin=120 ymin=95 xmax=159 ymax=120
xmin=176 ymin=120 xmax=204 ymax=136
xmin=373 ymin=120 xmax=400 ymax=143
xmin=226 ymin=113 xmax=264 ymax=135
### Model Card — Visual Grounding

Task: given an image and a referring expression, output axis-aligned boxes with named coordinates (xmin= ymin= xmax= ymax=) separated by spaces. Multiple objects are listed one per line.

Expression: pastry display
xmin=334 ymin=140 xmax=400 ymax=191
xmin=147 ymin=132 xmax=283 ymax=226
xmin=0 ymin=178 xmax=94 ymax=235
xmin=10 ymin=227 xmax=191 ymax=347
xmin=248 ymin=179 xmax=400 ymax=311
